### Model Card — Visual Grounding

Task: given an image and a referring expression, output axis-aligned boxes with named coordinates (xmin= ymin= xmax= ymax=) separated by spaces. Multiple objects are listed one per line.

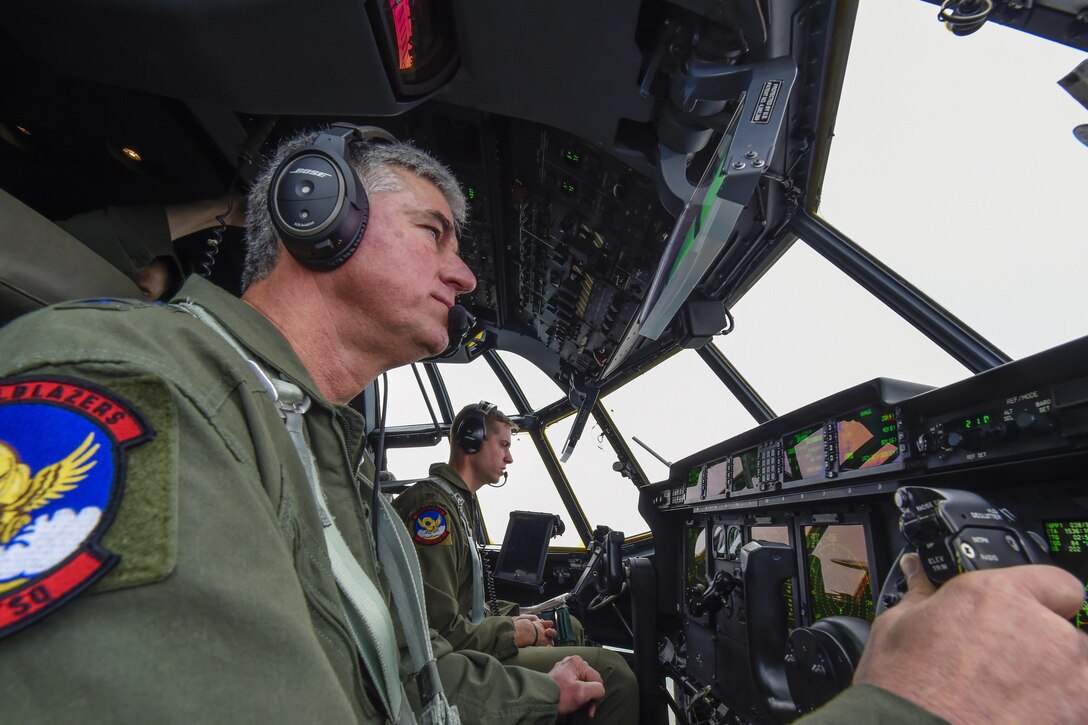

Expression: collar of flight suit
xmin=170 ymin=275 xmax=329 ymax=408
xmin=427 ymin=462 xmax=474 ymax=496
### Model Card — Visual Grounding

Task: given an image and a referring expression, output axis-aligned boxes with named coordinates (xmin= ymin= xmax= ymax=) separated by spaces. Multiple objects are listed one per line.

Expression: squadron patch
xmin=0 ymin=376 xmax=153 ymax=638
xmin=412 ymin=506 xmax=450 ymax=546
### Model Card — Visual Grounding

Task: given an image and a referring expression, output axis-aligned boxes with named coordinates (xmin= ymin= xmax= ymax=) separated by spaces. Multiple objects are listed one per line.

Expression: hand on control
xmin=514 ymin=614 xmax=556 ymax=647
xmin=854 ymin=553 xmax=1088 ymax=724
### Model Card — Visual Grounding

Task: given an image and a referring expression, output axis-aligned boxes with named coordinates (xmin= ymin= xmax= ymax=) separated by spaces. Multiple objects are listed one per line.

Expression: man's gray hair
xmin=242 ymin=127 xmax=467 ymax=290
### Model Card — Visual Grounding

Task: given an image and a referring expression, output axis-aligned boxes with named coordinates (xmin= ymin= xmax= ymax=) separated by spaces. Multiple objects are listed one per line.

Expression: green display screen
xmin=783 ymin=425 xmax=825 ymax=481
xmin=1044 ymin=521 xmax=1088 ymax=631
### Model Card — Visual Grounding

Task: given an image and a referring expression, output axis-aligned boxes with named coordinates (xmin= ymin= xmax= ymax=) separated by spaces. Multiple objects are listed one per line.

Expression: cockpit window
xmin=435 ymin=359 xmax=519 ymax=415
xmin=603 ymin=348 xmax=761 ymax=483
xmin=495 ymin=351 xmax=564 ymax=411
xmin=384 ymin=363 xmax=444 ymax=428
xmin=477 ymin=431 xmax=583 ymax=548
xmin=818 ymin=1 xmax=1088 ymax=361
xmin=544 ymin=413 xmax=649 ymax=537
xmin=714 ymin=242 xmax=970 ymax=415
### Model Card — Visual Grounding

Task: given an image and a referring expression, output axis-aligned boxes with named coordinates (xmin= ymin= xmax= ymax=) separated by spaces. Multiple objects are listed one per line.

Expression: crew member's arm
xmin=798 ymin=554 xmax=1088 ymax=724
xmin=394 ymin=485 xmax=520 ymax=658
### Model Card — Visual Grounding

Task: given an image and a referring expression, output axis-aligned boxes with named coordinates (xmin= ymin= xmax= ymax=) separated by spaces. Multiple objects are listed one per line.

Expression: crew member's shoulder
xmin=392 ymin=477 xmax=450 ymax=515
xmin=4 ymin=297 xmax=188 ymax=343
xmin=1 ymin=298 xmax=227 ymax=374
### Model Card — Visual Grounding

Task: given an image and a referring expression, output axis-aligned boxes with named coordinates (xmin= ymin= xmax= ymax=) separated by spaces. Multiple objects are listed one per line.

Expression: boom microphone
xmin=432 ymin=304 xmax=476 ymax=359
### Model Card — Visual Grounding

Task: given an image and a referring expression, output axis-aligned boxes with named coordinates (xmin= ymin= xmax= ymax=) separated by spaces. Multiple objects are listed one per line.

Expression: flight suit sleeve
xmin=432 ymin=646 xmax=561 ymax=723
xmin=0 ymin=349 xmax=367 ymax=722
xmin=393 ymin=484 xmax=519 ymax=659
xmin=796 ymin=684 xmax=950 ymax=724
xmin=55 ymin=205 xmax=173 ymax=276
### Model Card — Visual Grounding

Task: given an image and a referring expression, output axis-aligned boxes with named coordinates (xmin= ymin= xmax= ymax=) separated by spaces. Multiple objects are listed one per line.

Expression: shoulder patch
xmin=412 ymin=506 xmax=451 ymax=546
xmin=0 ymin=376 xmax=153 ymax=638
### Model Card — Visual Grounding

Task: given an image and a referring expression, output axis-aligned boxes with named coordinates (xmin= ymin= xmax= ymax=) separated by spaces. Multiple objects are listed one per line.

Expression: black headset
xmin=453 ymin=401 xmax=498 ymax=454
xmin=269 ymin=123 xmax=397 ymax=271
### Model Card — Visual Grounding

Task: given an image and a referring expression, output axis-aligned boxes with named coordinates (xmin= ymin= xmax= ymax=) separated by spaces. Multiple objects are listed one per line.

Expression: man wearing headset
xmin=0 ymin=126 xmax=612 ymax=723
xmin=0 ymin=123 xmax=1084 ymax=724
xmin=393 ymin=402 xmax=560 ymax=653
xmin=391 ymin=404 xmax=633 ymax=706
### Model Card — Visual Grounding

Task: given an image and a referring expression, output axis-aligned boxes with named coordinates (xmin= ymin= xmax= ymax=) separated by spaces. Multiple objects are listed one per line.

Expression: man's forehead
xmin=488 ymin=419 xmax=514 ymax=438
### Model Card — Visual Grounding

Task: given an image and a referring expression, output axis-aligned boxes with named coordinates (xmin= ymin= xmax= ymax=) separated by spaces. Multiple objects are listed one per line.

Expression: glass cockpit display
xmin=685 ymin=467 xmax=704 ymax=504
xmin=1044 ymin=520 xmax=1088 ymax=631
xmin=706 ymin=459 xmax=730 ymax=498
xmin=783 ymin=425 xmax=826 ymax=481
xmin=686 ymin=525 xmax=709 ymax=590
xmin=803 ymin=524 xmax=876 ymax=622
xmin=731 ymin=449 xmax=759 ymax=492
xmin=836 ymin=407 xmax=900 ymax=473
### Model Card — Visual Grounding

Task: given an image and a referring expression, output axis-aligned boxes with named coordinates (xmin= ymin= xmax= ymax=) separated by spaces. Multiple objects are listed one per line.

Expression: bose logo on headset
xmin=269 ymin=123 xmax=397 ymax=270
xmin=289 ymin=167 xmax=333 ymax=178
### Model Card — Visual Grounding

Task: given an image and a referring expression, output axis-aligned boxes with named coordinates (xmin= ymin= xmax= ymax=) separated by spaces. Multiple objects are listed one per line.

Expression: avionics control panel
xmin=642 ymin=335 xmax=1088 ymax=724
xmin=659 ymin=379 xmax=928 ymax=510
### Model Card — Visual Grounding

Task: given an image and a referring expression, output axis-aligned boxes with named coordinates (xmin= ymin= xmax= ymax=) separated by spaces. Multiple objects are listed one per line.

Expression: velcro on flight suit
xmin=90 ymin=375 xmax=179 ymax=593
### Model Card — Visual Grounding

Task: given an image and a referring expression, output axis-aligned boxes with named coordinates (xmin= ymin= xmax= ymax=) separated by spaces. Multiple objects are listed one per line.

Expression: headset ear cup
xmin=268 ymin=124 xmax=392 ymax=271
xmin=454 ymin=410 xmax=486 ymax=454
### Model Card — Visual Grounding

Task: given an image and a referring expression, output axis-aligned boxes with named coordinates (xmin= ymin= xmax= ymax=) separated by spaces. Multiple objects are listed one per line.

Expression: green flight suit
xmin=393 ymin=463 xmax=638 ymax=723
xmin=0 ymin=275 xmax=560 ymax=723
xmin=56 ymin=205 xmax=176 ymax=277
xmin=797 ymin=684 xmax=950 ymax=724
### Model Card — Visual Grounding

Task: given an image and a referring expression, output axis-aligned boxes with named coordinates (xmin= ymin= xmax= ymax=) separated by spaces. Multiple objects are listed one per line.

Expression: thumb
xmin=899 ymin=552 xmax=937 ymax=600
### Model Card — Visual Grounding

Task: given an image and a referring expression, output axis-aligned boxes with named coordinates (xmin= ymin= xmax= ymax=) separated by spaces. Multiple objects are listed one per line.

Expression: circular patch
xmin=0 ymin=376 xmax=153 ymax=638
xmin=412 ymin=506 xmax=450 ymax=546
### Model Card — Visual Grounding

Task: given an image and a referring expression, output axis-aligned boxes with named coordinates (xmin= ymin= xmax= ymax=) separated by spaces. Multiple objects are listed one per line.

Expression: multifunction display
xmin=706 ymin=459 xmax=730 ymax=499
xmin=802 ymin=524 xmax=876 ymax=622
xmin=783 ymin=424 xmax=827 ymax=482
xmin=836 ymin=407 xmax=900 ymax=473
xmin=1044 ymin=520 xmax=1088 ymax=631
xmin=731 ymin=449 xmax=760 ymax=493
xmin=686 ymin=525 xmax=709 ymax=589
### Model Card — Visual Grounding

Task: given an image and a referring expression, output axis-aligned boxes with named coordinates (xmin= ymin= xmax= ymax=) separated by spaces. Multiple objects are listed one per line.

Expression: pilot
xmin=393 ymin=402 xmax=567 ymax=652
xmin=0 ymin=126 xmax=609 ymax=722
xmin=391 ymin=404 xmax=637 ymax=717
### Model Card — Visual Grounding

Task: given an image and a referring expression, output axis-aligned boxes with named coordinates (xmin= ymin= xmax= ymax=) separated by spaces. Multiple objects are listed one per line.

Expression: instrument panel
xmin=640 ymin=335 xmax=1088 ymax=723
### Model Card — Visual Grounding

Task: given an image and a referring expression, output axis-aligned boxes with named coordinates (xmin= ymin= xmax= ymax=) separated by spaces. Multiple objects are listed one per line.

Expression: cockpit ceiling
xmin=2 ymin=0 xmax=847 ymax=392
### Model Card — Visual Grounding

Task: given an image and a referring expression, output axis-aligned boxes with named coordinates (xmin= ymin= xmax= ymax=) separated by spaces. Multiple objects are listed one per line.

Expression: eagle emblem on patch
xmin=412 ymin=506 xmax=450 ymax=545
xmin=0 ymin=376 xmax=153 ymax=638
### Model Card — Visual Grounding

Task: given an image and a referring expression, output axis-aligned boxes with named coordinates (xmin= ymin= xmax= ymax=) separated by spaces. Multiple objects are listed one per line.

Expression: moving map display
xmin=836 ymin=407 xmax=900 ymax=473
xmin=1044 ymin=520 xmax=1088 ymax=631
xmin=803 ymin=524 xmax=875 ymax=622
xmin=783 ymin=425 xmax=826 ymax=481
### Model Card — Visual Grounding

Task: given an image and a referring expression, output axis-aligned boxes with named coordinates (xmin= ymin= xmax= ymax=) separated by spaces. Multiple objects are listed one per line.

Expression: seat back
xmin=0 ymin=187 xmax=141 ymax=326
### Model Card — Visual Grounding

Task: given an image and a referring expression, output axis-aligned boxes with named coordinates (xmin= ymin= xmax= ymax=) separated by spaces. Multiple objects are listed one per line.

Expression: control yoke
xmin=522 ymin=525 xmax=628 ymax=616
xmin=876 ymin=486 xmax=1052 ymax=614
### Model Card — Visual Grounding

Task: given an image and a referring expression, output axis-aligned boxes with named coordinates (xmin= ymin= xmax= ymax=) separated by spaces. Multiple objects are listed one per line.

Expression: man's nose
xmin=445 ymin=252 xmax=476 ymax=294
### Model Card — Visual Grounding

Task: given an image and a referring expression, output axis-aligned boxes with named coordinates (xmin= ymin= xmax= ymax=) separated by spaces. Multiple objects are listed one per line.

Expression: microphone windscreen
xmin=431 ymin=304 xmax=477 ymax=359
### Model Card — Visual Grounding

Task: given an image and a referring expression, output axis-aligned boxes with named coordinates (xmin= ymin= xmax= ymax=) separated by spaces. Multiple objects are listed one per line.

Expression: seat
xmin=0 ymin=187 xmax=142 ymax=326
